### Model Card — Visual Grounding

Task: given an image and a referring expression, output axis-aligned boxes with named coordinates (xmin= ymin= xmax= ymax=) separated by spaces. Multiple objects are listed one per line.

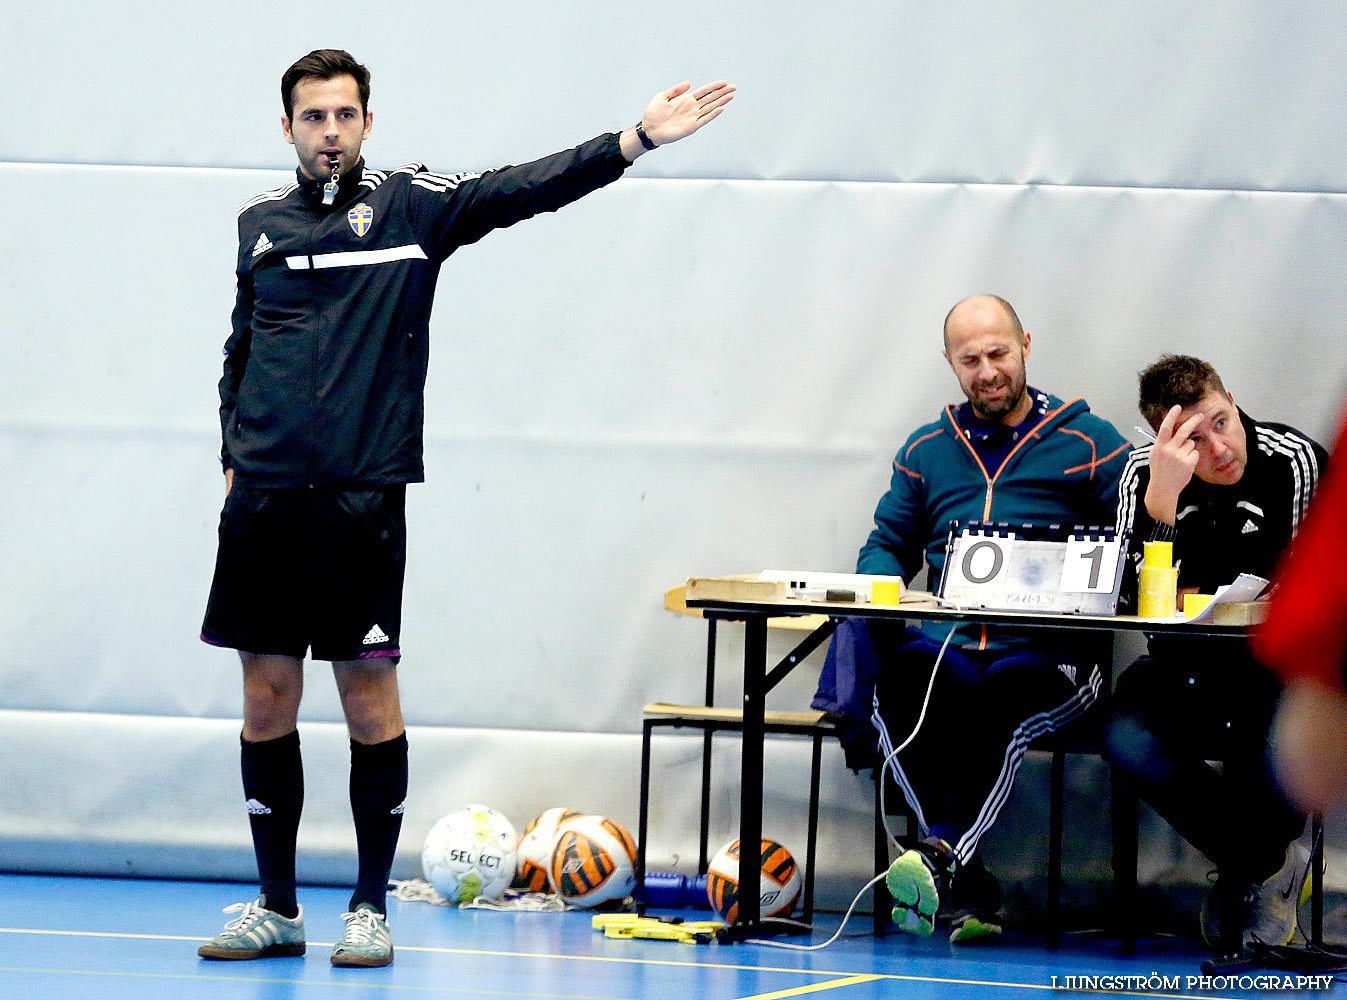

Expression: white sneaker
xmin=1245 ymin=841 xmax=1313 ymax=947
xmin=331 ymin=903 xmax=394 ymax=968
xmin=1201 ymin=841 xmax=1312 ymax=949
xmin=198 ymin=898 xmax=305 ymax=960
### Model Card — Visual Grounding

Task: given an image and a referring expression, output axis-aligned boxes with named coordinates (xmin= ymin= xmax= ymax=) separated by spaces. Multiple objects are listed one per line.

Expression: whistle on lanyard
xmin=322 ymin=155 xmax=341 ymax=206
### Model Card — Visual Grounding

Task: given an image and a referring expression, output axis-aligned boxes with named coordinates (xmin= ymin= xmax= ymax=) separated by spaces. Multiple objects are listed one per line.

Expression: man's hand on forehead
xmin=1143 ymin=404 xmax=1203 ymax=525
xmin=1158 ymin=404 xmax=1204 ymax=446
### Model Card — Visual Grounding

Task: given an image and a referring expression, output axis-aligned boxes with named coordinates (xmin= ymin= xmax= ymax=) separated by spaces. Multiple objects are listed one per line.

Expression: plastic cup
xmin=871 ymin=580 xmax=904 ymax=606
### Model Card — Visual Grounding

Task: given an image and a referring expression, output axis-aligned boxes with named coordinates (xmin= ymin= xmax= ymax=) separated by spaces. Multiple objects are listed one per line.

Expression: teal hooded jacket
xmin=813 ymin=391 xmax=1131 ymax=751
xmin=858 ymin=391 xmax=1130 ymax=622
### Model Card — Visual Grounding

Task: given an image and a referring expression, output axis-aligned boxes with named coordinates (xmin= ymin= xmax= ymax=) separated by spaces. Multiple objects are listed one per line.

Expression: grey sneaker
xmin=1201 ymin=841 xmax=1312 ymax=949
xmin=331 ymin=903 xmax=394 ymax=968
xmin=198 ymin=898 xmax=305 ymax=960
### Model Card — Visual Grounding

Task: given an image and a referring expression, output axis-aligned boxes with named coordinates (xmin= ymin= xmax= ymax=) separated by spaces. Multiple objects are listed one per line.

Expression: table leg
xmin=713 ymin=612 xmax=814 ymax=943
xmin=635 ymin=720 xmax=652 ymax=915
xmin=736 ymin=613 xmax=767 ymax=929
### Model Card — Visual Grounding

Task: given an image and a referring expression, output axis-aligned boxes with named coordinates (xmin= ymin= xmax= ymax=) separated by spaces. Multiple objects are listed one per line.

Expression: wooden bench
xmin=635 ymin=585 xmax=835 ymax=921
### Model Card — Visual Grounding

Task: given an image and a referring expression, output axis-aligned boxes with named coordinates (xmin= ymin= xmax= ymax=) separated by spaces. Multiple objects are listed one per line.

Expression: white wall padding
xmin=8 ymin=2 xmax=1347 ymax=192
xmin=4 ymin=3 xmax=1347 ymax=901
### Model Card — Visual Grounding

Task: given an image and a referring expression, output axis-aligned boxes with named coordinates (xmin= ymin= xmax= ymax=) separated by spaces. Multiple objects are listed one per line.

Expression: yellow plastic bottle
xmin=1136 ymin=540 xmax=1179 ymax=618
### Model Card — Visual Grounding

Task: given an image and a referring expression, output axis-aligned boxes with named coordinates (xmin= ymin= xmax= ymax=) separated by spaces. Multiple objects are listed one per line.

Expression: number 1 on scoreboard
xmin=1059 ymin=536 xmax=1123 ymax=594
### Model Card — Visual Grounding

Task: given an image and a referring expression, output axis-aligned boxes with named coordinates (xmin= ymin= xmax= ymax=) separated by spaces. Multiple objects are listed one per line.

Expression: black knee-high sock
xmin=349 ymin=732 xmax=409 ymax=914
xmin=240 ymin=730 xmax=303 ymax=919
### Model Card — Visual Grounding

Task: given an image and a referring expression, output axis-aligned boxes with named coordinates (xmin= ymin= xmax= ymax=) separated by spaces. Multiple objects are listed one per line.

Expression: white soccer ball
xmin=547 ymin=813 xmax=638 ymax=908
xmin=513 ymin=807 xmax=585 ymax=892
xmin=421 ymin=804 xmax=518 ymax=904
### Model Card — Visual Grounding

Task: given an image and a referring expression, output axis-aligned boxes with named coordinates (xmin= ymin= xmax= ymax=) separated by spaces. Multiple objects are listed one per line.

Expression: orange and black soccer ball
xmin=513 ymin=807 xmax=585 ymax=892
xmin=706 ymin=838 xmax=801 ymax=922
xmin=547 ymin=814 xmax=638 ymax=908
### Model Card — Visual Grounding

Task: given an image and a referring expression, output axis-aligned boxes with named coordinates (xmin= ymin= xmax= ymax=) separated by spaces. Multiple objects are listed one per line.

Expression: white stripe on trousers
xmin=872 ymin=663 xmax=1102 ymax=866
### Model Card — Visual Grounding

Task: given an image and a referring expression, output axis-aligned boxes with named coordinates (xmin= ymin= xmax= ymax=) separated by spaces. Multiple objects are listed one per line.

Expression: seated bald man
xmin=816 ymin=294 xmax=1128 ymax=942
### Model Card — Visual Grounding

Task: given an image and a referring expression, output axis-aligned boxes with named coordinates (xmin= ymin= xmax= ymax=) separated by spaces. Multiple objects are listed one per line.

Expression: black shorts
xmin=201 ymin=485 xmax=406 ymax=663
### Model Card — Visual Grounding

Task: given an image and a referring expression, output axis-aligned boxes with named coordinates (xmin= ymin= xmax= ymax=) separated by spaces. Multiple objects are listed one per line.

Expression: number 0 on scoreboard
xmin=939 ymin=523 xmax=1126 ymax=614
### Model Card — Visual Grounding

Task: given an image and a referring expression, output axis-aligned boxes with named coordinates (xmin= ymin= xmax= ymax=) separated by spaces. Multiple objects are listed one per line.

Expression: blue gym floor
xmin=0 ymin=874 xmax=1341 ymax=999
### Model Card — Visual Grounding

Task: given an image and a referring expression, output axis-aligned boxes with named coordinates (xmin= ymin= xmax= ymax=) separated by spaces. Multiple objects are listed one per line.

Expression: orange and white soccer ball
xmin=706 ymin=838 xmax=801 ymax=922
xmin=547 ymin=814 xmax=638 ymax=908
xmin=513 ymin=807 xmax=585 ymax=892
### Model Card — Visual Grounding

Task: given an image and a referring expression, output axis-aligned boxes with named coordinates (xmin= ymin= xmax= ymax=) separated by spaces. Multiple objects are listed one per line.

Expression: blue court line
xmin=0 ymin=966 xmax=626 ymax=998
xmin=0 ymin=927 xmax=1226 ymax=999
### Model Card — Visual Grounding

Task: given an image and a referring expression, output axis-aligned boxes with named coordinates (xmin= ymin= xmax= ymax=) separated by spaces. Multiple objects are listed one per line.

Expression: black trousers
xmin=872 ymin=624 xmax=1103 ymax=866
xmin=1104 ymin=642 xmax=1304 ymax=883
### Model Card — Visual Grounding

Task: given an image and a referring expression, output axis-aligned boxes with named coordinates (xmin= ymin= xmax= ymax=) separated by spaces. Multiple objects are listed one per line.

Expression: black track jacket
xmin=1113 ymin=410 xmax=1326 ymax=609
xmin=220 ymin=133 xmax=630 ymax=488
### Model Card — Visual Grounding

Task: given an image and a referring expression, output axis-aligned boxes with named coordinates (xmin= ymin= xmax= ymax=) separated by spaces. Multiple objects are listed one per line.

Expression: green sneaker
xmin=948 ymin=910 xmax=1003 ymax=944
xmin=197 ymin=898 xmax=305 ymax=960
xmin=886 ymin=842 xmax=952 ymax=936
xmin=946 ymin=856 xmax=1004 ymax=945
xmin=331 ymin=903 xmax=394 ymax=968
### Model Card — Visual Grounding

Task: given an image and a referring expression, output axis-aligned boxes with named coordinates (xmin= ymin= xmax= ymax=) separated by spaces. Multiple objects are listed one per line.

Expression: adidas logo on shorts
xmin=246 ymin=798 xmax=272 ymax=815
xmin=363 ymin=624 xmax=389 ymax=645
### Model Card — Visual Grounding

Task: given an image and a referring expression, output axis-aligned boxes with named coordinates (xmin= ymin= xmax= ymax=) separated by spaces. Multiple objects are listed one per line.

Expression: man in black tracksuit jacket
xmin=220 ymin=138 xmax=632 ymax=490
xmin=1108 ymin=354 xmax=1325 ymax=952
xmin=197 ymin=48 xmax=734 ymax=968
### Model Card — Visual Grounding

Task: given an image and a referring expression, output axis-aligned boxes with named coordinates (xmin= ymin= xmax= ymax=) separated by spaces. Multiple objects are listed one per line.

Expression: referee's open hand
xmin=641 ymin=80 xmax=736 ymax=146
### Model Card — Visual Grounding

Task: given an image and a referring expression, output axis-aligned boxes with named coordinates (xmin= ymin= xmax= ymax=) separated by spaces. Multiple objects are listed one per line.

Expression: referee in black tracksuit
xmin=196 ymin=48 xmax=734 ymax=967
xmin=1108 ymin=353 xmax=1325 ymax=951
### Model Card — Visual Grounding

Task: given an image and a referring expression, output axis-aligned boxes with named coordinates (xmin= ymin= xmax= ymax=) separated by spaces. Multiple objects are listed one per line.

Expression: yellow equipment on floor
xmin=591 ymin=913 xmax=725 ymax=944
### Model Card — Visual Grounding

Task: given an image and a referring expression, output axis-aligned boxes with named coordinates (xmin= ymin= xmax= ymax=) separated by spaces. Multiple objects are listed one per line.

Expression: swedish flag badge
xmin=348 ymin=203 xmax=374 ymax=237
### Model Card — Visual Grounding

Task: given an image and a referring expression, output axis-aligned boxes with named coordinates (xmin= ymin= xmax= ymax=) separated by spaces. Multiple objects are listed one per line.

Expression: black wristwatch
xmin=634 ymin=121 xmax=657 ymax=151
